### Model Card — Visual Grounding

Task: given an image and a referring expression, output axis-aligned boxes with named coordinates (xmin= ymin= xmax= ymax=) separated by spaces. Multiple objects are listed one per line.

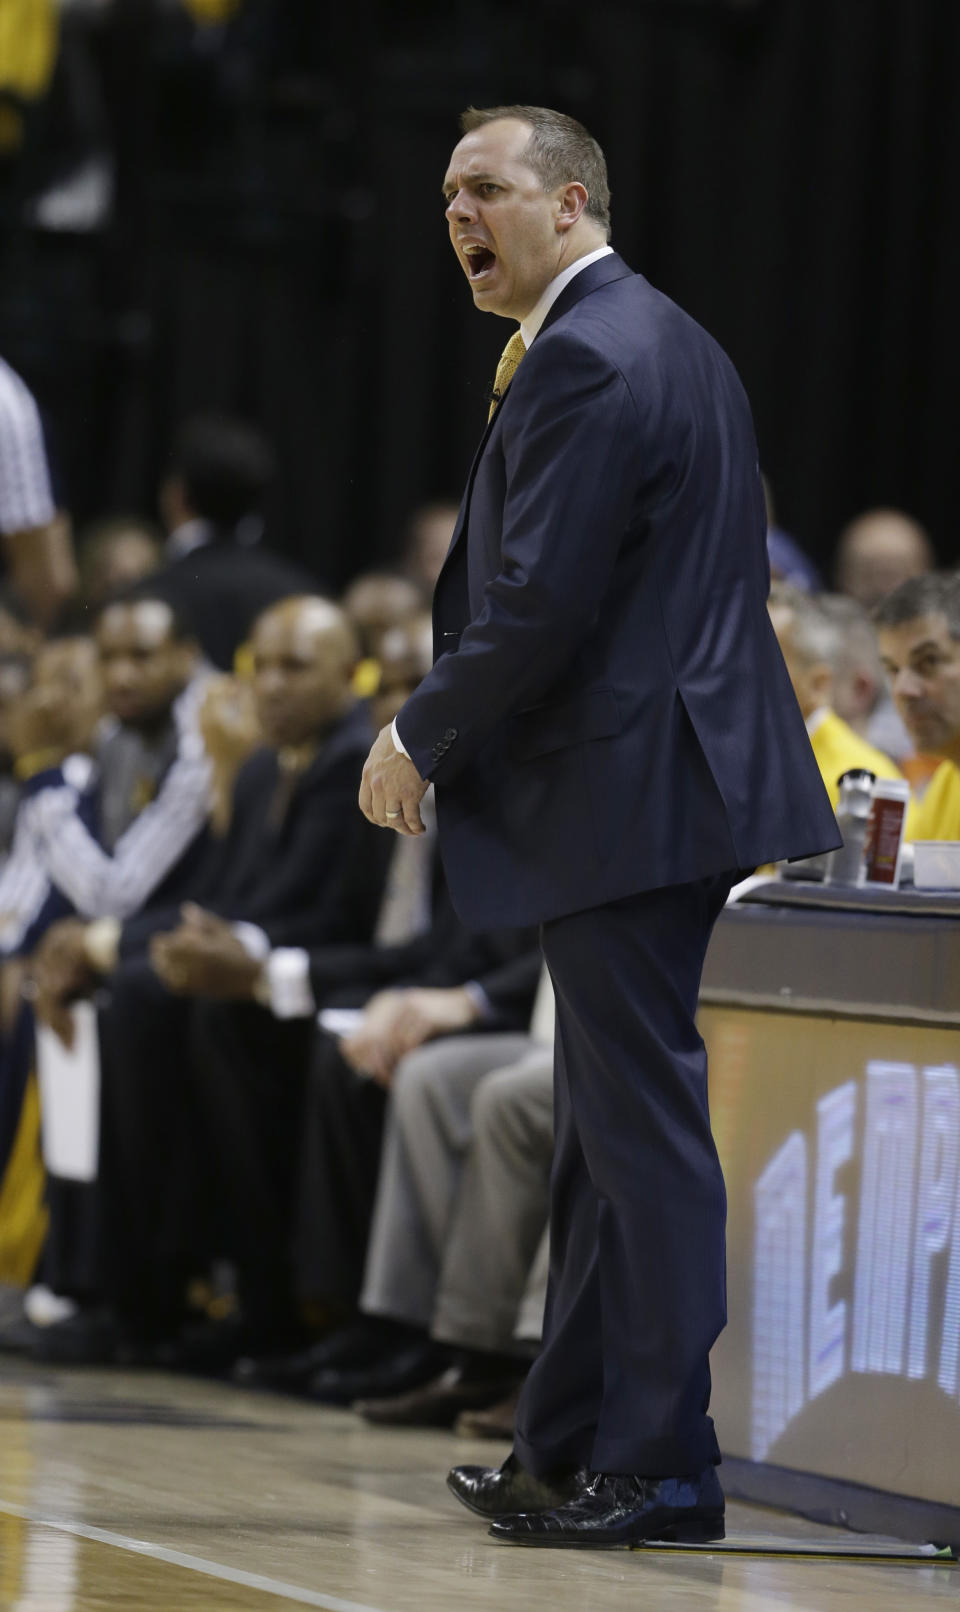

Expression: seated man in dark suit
xmin=128 ymin=616 xmax=542 ymax=1380
xmin=147 ymin=413 xmax=319 ymax=670
xmin=30 ymin=597 xmax=375 ymax=1362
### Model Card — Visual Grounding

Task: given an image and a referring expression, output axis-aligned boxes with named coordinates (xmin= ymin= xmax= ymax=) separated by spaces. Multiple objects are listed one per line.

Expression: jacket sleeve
xmin=472 ymin=944 xmax=542 ymax=1027
xmin=396 ymin=333 xmax=643 ymax=783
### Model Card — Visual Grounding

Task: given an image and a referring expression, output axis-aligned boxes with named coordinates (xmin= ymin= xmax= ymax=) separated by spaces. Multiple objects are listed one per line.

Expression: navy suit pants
xmin=514 ymin=872 xmax=735 ymax=1478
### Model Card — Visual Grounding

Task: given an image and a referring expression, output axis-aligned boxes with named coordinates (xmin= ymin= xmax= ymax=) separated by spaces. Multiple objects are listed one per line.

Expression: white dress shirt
xmin=392 ymin=244 xmax=614 ymax=760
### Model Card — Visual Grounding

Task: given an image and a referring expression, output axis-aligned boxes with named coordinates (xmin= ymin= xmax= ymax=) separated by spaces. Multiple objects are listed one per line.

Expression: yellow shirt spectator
xmin=906 ymin=760 xmax=960 ymax=842
xmin=807 ymin=707 xmax=903 ymax=808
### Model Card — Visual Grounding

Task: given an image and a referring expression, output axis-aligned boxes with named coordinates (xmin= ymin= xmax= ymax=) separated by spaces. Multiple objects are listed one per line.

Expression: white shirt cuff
xmin=463 ymin=981 xmax=494 ymax=1022
xmin=391 ymin=718 xmax=411 ymax=758
xmin=263 ymin=947 xmax=316 ymax=1019
xmin=231 ymin=921 xmax=271 ymax=962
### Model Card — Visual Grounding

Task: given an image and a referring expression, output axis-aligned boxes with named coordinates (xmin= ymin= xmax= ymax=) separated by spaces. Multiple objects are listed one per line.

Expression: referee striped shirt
xmin=0 ymin=357 xmax=56 ymax=535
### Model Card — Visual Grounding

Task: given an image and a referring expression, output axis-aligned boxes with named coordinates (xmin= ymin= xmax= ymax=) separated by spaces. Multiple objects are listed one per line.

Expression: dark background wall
xmin=1 ymin=0 xmax=956 ymax=587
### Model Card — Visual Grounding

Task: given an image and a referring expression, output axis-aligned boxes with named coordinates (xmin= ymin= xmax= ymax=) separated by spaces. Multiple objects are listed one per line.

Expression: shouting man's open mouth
xmin=462 ymin=241 xmax=497 ymax=283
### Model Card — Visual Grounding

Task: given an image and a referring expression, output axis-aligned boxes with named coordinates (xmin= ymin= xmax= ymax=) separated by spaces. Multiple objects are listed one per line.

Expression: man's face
xmin=97 ymin=601 xmax=193 ymax=730
xmin=251 ymin=601 xmax=355 ymax=748
xmin=837 ymin=518 xmax=932 ymax=609
xmin=406 ymin=505 xmax=457 ymax=594
xmin=443 ymin=119 xmax=570 ymax=321
xmin=87 ymin=530 xmax=160 ymax=606
xmin=342 ymin=575 xmax=424 ymax=660
xmin=370 ymin=621 xmax=432 ymax=732
xmin=878 ymin=613 xmax=960 ymax=761
xmin=27 ymin=639 xmax=103 ymax=756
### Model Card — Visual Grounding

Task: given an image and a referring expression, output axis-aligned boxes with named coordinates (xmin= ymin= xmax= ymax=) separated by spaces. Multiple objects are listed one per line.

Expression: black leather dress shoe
xmin=488 ymin=1466 xmax=725 ymax=1547
xmin=446 ymin=1453 xmax=587 ymax=1519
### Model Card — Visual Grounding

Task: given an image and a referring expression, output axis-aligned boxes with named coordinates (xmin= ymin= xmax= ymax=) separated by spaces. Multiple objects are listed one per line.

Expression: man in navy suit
xmin=360 ymin=105 xmax=839 ymax=1548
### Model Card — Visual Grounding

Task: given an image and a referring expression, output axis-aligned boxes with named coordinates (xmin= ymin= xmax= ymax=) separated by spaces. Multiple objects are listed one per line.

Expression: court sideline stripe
xmin=0 ymin=1495 xmax=389 ymax=1612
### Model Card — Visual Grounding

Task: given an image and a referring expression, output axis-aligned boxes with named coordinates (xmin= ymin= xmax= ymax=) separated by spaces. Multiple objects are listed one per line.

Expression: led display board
xmin=703 ymin=1006 xmax=960 ymax=1512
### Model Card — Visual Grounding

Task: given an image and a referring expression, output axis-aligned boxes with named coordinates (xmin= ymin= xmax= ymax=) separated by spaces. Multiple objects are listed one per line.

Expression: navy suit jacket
xmin=398 ymin=254 xmax=839 ymax=929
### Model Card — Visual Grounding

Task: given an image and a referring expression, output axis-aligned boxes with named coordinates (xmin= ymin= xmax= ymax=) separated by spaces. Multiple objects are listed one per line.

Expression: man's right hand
xmin=29 ymin=918 xmax=97 ymax=1048
xmin=32 ymin=918 xmax=95 ymax=1001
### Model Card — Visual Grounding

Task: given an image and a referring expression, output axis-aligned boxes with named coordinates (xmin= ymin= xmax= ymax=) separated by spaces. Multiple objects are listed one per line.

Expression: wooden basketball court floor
xmin=0 ymin=1359 xmax=955 ymax=1611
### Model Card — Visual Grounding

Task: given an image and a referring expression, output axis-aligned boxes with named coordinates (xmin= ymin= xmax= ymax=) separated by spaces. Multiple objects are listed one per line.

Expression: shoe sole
xmin=488 ymin=1515 xmax=726 ymax=1548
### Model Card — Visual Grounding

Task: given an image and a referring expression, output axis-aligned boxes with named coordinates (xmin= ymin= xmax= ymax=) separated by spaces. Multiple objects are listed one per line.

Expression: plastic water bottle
xmin=825 ymin=768 xmax=876 ymax=884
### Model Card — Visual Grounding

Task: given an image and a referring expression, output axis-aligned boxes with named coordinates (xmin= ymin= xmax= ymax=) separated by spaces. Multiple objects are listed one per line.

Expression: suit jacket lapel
xmin=436 ymin=253 xmax=636 ymax=585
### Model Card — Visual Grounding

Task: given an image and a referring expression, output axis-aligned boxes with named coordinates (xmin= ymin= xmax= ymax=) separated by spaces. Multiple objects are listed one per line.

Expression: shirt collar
xmin=519 ymin=244 xmax=614 ymax=349
xmin=166 ymin=518 xmax=214 ymax=560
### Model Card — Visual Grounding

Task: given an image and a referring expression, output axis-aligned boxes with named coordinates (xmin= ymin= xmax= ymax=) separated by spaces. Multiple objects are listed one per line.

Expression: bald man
xmin=835 ymin=508 xmax=934 ymax=611
xmin=30 ymin=597 xmax=379 ymax=1365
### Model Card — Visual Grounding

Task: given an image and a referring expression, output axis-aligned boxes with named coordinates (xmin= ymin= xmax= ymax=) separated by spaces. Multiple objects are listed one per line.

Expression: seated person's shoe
xmin=356 ymin=1362 xmax=525 ymax=1428
xmin=488 ymin=1465 xmax=725 ymax=1547
xmin=156 ymin=1316 xmax=300 ymax=1375
xmin=446 ymin=1452 xmax=587 ymax=1519
xmin=30 ymin=1306 xmax=127 ymax=1366
xmin=454 ymin=1382 xmax=523 ymax=1440
xmin=307 ymin=1339 xmax=450 ymax=1406
xmin=236 ymin=1318 xmax=422 ymax=1392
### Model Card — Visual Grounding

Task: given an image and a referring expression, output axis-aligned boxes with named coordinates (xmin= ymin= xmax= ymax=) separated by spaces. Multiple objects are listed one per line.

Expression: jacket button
xmin=444 ymin=727 xmax=458 ymax=742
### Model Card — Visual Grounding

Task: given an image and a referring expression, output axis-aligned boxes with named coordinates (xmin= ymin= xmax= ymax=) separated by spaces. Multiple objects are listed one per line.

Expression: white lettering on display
xmin=751 ymin=1062 xmax=960 ymax=1453
xmin=751 ymin=1132 xmax=807 ymax=1460
xmin=908 ymin=1066 xmax=959 ymax=1381
xmin=809 ymin=1082 xmax=856 ymax=1400
xmin=852 ymin=1063 xmax=917 ymax=1375
xmin=939 ymin=1144 xmax=960 ymax=1397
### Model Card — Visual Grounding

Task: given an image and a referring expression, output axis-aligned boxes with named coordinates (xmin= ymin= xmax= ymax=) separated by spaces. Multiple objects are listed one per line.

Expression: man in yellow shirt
xmin=768 ymin=584 xmax=902 ymax=807
xmin=874 ymin=575 xmax=960 ymax=841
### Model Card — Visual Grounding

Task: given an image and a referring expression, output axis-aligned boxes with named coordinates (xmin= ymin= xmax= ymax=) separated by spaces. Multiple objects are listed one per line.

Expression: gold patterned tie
xmin=488 ymin=329 xmax=527 ymax=420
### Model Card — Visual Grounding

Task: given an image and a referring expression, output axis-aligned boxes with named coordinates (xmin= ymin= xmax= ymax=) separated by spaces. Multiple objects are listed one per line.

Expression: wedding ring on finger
xmin=385 ymin=809 xmax=402 ymax=819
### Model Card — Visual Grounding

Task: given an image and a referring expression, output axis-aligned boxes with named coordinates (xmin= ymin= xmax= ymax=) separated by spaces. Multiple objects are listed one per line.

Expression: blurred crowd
xmin=0 ymin=358 xmax=958 ymax=1443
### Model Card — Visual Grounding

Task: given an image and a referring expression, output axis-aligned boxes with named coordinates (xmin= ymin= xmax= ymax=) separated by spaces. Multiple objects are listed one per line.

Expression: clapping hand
xmin=150 ymin=904 xmax=262 ymax=999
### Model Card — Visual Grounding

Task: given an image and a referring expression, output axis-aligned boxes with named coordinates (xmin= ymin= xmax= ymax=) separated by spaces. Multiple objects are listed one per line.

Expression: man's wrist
xmin=391 ymin=718 xmax=411 ymax=759
xmin=461 ymin=981 xmax=492 ymax=1023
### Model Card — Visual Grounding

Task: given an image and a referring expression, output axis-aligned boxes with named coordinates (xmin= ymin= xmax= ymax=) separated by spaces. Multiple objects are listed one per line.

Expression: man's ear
xmin=556 ymin=182 xmax=589 ymax=233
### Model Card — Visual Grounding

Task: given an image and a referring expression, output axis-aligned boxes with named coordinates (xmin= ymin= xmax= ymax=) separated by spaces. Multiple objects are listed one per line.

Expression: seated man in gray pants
xmin=344 ymin=977 xmax=556 ymax=1427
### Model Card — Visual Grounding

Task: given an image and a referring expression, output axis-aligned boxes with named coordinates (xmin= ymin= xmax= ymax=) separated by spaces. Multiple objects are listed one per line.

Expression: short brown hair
xmin=873 ymin=572 xmax=960 ymax=640
xmin=460 ymin=104 xmax=611 ymax=237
